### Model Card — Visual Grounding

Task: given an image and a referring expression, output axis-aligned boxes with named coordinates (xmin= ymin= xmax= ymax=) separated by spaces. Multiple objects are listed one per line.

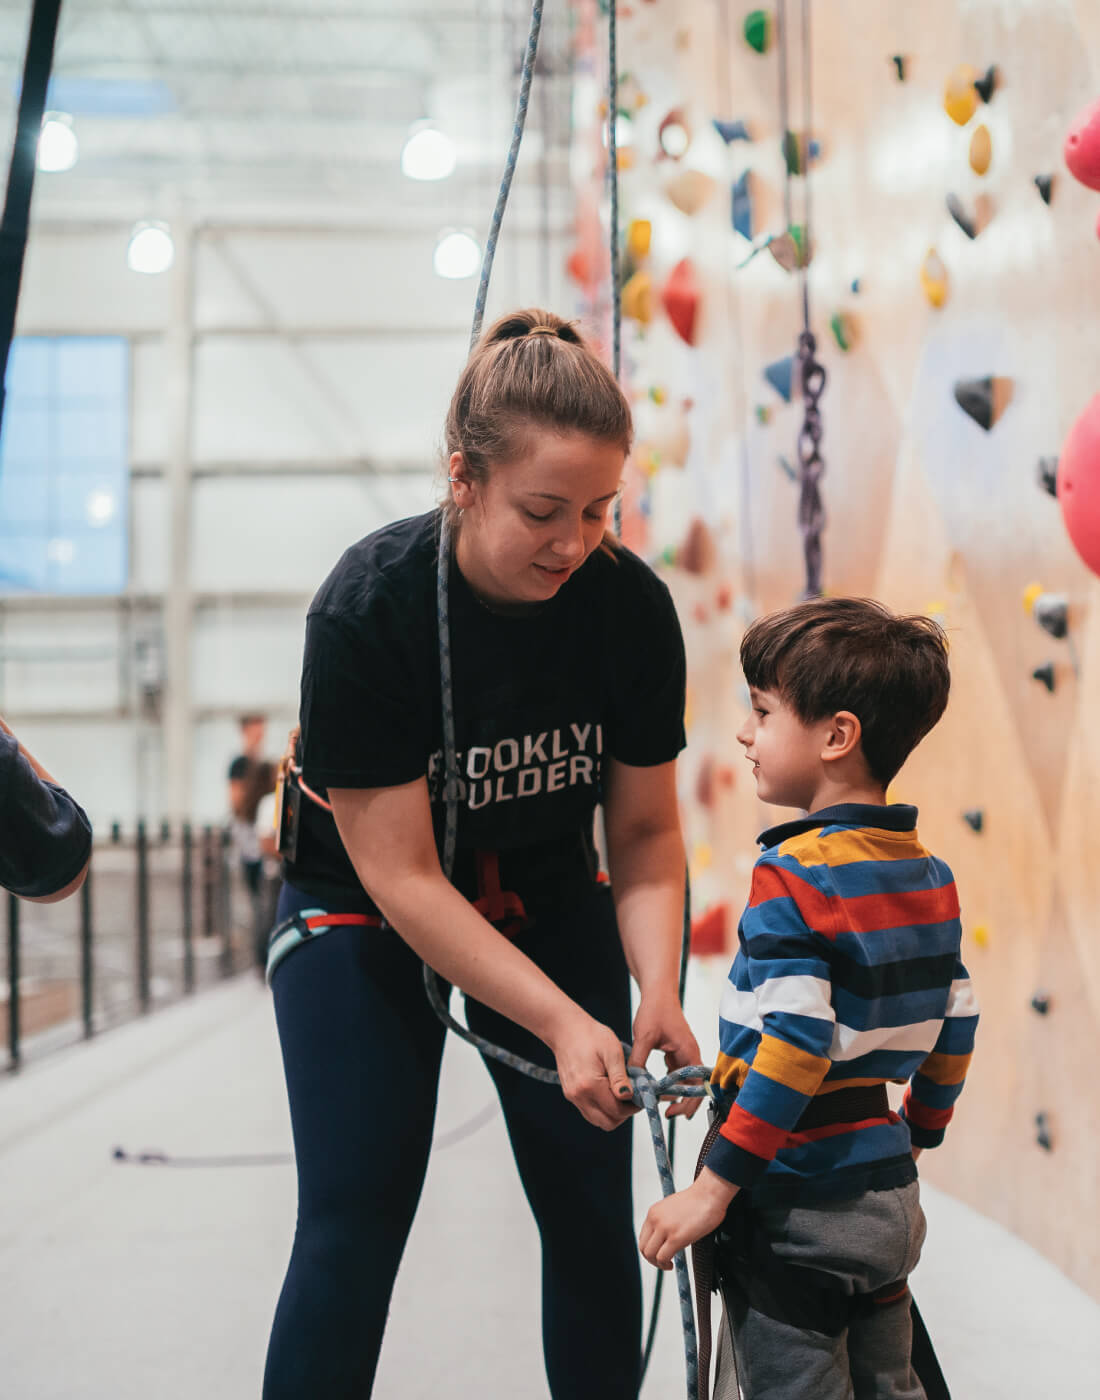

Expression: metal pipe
xmin=181 ymin=823 xmax=194 ymax=994
xmin=219 ymin=827 xmax=233 ymax=977
xmin=6 ymin=891 xmax=19 ymax=1070
xmin=80 ymin=858 xmax=94 ymax=1039
xmin=136 ymin=820 xmax=151 ymax=1013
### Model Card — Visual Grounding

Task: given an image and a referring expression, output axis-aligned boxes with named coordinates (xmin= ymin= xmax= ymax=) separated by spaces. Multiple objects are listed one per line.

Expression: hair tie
xmin=526 ymin=325 xmax=560 ymax=338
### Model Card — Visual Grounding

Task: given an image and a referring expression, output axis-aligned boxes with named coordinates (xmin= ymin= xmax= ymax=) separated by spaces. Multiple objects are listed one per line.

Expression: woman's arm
xmin=329 ymin=779 xmax=637 ymax=1131
xmin=603 ymin=758 xmax=703 ymax=1115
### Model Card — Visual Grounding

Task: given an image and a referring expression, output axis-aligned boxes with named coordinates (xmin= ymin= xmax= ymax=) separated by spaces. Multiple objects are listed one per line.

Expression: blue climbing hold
xmin=851 ymin=277 xmax=862 ymax=294
xmin=732 ymin=170 xmax=754 ymax=240
xmin=714 ymin=118 xmax=751 ymax=144
xmin=764 ymin=354 xmax=795 ymax=402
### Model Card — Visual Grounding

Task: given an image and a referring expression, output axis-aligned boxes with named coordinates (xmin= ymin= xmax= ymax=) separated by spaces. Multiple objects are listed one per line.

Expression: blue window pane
xmin=55 ymin=338 xmax=128 ymax=401
xmin=0 ymin=468 xmax=49 ymax=525
xmin=0 ymin=406 xmax=50 ymax=463
xmin=5 ymin=339 xmax=50 ymax=399
xmin=0 ymin=534 xmax=49 ymax=591
xmin=56 ymin=408 xmax=128 ymax=461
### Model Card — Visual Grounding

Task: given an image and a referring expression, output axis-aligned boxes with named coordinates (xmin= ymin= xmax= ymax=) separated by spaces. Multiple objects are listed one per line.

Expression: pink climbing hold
xmin=660 ymin=258 xmax=701 ymax=345
xmin=1058 ymin=391 xmax=1100 ymax=577
xmin=1064 ymin=96 xmax=1100 ymax=191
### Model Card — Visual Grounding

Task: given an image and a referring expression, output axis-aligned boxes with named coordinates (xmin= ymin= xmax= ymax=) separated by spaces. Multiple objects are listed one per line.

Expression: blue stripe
xmin=934 ymin=1016 xmax=979 ymax=1053
xmin=782 ymin=1118 xmax=910 ymax=1170
xmin=819 ymin=857 xmax=952 ymax=899
xmin=756 ymin=1010 xmax=835 ymax=1056
xmin=735 ymin=1074 xmax=812 ymax=1128
xmin=910 ymin=1073 xmax=965 ymax=1109
xmin=832 ymin=918 xmax=962 ymax=961
xmin=822 ymin=1048 xmax=931 ymax=1081
xmin=716 ymin=1021 xmax=760 ymax=1060
xmin=832 ymin=984 xmax=952 ymax=1031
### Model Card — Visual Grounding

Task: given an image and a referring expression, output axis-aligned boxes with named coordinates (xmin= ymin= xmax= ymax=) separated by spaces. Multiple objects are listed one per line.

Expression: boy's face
xmin=737 ymin=687 xmax=833 ymax=811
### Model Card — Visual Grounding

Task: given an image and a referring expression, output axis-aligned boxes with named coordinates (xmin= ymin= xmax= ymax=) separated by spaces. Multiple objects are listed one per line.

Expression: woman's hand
xmin=629 ymin=995 xmax=705 ymax=1119
xmin=639 ymin=1169 xmax=738 ymax=1270
xmin=548 ymin=1008 xmax=638 ymax=1132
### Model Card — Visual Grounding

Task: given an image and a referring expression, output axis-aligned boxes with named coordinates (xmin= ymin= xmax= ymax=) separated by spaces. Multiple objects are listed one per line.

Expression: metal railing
xmin=3 ymin=822 xmax=260 ymax=1071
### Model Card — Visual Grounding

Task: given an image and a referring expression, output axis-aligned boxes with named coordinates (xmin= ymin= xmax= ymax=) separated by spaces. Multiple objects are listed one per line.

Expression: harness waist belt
xmin=794 ymin=1083 xmax=891 ymax=1132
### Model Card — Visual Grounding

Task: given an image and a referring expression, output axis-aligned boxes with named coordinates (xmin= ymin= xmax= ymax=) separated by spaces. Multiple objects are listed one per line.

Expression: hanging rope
xmin=777 ymin=0 xmax=827 ymax=599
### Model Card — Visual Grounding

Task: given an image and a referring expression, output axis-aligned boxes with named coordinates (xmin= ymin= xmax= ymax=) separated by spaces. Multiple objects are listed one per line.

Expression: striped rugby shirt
xmin=704 ymin=803 xmax=979 ymax=1205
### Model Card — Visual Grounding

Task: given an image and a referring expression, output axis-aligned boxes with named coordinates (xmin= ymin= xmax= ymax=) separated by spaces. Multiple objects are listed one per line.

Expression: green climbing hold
xmin=768 ymin=223 xmax=811 ymax=271
xmin=829 ymin=313 xmax=854 ymax=352
xmin=744 ymin=10 xmax=772 ymax=55
xmin=755 ymin=403 xmax=771 ymax=425
xmin=891 ymin=55 xmax=908 ymax=82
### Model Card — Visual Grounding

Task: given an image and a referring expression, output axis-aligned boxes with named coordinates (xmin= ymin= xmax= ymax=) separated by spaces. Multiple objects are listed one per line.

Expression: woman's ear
xmin=448 ymin=452 xmax=476 ymax=511
xmin=822 ymin=710 xmax=862 ymax=764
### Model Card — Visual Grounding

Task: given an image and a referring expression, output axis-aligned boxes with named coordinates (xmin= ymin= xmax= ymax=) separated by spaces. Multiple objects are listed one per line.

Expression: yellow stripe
xmin=753 ymin=1035 xmax=831 ymax=1096
xmin=777 ymin=827 xmax=927 ymax=869
xmin=711 ymin=1053 xmax=751 ymax=1091
xmin=918 ymin=1051 xmax=971 ymax=1086
xmin=816 ymin=1075 xmax=904 ymax=1093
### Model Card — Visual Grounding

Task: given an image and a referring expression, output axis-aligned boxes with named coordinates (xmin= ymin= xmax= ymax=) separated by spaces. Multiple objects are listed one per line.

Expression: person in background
xmin=227 ymin=712 xmax=276 ymax=900
xmin=0 ymin=715 xmax=92 ymax=903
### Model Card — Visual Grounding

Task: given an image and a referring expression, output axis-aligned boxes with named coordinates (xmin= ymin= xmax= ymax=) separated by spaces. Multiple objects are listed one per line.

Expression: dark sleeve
xmin=227 ymin=755 xmax=248 ymax=780
xmin=299 ymin=600 xmax=433 ymax=791
xmin=0 ymin=731 xmax=93 ymax=898
xmin=603 ymin=564 xmax=687 ymax=766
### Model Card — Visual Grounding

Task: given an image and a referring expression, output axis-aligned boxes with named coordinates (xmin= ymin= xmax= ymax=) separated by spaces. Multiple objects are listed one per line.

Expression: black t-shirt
xmin=284 ymin=510 xmax=686 ymax=911
xmin=0 ymin=731 xmax=92 ymax=899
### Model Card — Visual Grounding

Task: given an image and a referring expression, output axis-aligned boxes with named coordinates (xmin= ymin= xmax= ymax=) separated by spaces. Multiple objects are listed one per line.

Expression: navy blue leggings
xmin=262 ymin=882 xmax=642 ymax=1399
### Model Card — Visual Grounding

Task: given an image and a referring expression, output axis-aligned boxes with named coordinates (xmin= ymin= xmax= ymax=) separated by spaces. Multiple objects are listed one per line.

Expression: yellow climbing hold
xmin=692 ymin=843 xmax=714 ymax=874
xmin=627 ymin=219 xmax=651 ymax=261
xmin=621 ymin=270 xmax=653 ymax=325
xmin=944 ymin=65 xmax=979 ymax=126
xmin=969 ymin=123 xmax=992 ymax=176
xmin=1022 ymin=581 xmax=1044 ymax=614
xmin=972 ymin=923 xmax=990 ymax=948
xmin=920 ymin=249 xmax=949 ymax=308
xmin=924 ymin=599 xmax=947 ymax=620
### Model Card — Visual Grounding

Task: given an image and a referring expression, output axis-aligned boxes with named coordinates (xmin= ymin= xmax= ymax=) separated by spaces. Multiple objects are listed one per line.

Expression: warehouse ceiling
xmin=0 ymin=0 xmax=576 ymax=227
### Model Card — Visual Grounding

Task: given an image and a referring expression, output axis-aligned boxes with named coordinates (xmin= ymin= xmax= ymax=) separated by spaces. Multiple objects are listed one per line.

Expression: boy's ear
xmin=821 ymin=711 xmax=862 ymax=764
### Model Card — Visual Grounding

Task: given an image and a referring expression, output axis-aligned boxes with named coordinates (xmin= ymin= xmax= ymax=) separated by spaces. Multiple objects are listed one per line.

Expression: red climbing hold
xmin=1058 ymin=391 xmax=1100 ymax=576
xmin=1064 ymin=96 xmax=1100 ymax=191
xmin=660 ymin=258 xmax=701 ymax=345
xmin=691 ymin=903 xmax=729 ymax=957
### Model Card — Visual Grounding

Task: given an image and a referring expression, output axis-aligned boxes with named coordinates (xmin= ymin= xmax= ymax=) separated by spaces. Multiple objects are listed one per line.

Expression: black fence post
xmin=201 ymin=825 xmax=215 ymax=941
xmin=7 ymin=892 xmax=20 ymax=1070
xmin=181 ymin=822 xmax=194 ymax=994
xmin=136 ymin=820 xmax=151 ymax=1013
xmin=219 ymin=827 xmax=233 ymax=977
xmin=80 ymin=858 xmax=94 ymax=1039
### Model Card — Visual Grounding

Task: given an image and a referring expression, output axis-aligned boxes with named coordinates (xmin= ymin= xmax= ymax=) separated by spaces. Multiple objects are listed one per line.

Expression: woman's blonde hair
xmin=441 ymin=308 xmax=632 ymax=534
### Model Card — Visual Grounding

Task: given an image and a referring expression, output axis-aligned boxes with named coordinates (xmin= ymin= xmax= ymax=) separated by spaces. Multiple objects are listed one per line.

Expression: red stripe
xmin=787 ymin=1112 xmax=900 ymax=1146
xmin=720 ymin=1103 xmax=791 ymax=1160
xmin=902 ymin=1095 xmax=954 ymax=1131
xmin=303 ymin=913 xmax=382 ymax=930
xmin=749 ymin=864 xmax=838 ymax=938
xmin=749 ymin=865 xmax=960 ymax=939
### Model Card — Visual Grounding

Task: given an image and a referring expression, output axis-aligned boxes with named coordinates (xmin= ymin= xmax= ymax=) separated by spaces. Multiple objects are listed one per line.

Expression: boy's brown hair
xmin=740 ymin=597 xmax=950 ymax=786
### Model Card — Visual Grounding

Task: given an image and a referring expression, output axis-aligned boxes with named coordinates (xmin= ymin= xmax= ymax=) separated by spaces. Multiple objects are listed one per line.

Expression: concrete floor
xmin=1 ymin=971 xmax=1098 ymax=1399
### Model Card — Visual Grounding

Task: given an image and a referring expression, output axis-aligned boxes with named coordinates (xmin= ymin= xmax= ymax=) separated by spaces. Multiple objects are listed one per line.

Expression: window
xmin=0 ymin=336 xmax=129 ymax=594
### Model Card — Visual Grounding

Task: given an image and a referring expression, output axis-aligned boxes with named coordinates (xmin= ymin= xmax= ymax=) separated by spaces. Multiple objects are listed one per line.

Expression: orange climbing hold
xmin=920 ymin=249 xmax=949 ymax=308
xmin=969 ymin=124 xmax=992 ymax=175
xmin=626 ymin=219 xmax=651 ymax=261
xmin=660 ymin=258 xmax=701 ymax=345
xmin=943 ymin=65 xmax=979 ymax=126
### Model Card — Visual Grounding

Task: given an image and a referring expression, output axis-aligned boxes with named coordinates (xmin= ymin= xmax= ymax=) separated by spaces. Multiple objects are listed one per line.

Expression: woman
xmin=263 ymin=309 xmax=700 ymax=1399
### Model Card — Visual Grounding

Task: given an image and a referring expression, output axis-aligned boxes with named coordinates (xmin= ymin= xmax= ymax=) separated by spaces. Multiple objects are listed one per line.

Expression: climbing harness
xmin=776 ymin=0 xmax=827 ymax=600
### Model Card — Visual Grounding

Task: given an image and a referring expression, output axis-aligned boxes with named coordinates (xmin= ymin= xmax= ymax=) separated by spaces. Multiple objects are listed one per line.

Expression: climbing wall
xmin=569 ymin=0 xmax=1100 ymax=1298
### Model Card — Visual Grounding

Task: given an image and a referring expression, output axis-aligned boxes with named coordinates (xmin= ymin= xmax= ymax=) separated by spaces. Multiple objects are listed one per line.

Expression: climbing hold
xmin=1057 ymin=392 xmax=1100 ymax=577
xmin=660 ymin=258 xmax=701 ymax=344
xmin=696 ymin=755 xmax=716 ymax=808
xmin=713 ymin=118 xmax=752 ymax=144
xmin=621 ymin=270 xmax=653 ymax=325
xmin=755 ymin=403 xmax=771 ymax=424
xmin=1063 ymin=96 xmax=1100 ymax=191
xmin=657 ymin=108 xmax=692 ymax=160
xmin=1033 ymin=593 xmax=1068 ymax=640
xmin=731 ymin=170 xmax=754 ymax=240
xmin=690 ymin=903 xmax=729 ymax=956
xmin=782 ymin=130 xmax=804 ymax=175
xmin=743 ymin=10 xmax=772 ymax=55
xmin=1032 ymin=662 xmax=1056 ymax=692
xmin=1034 ymin=173 xmax=1055 ymax=205
xmin=1030 ymin=991 xmax=1052 ymax=1016
xmin=920 ymin=249 xmax=949 ymax=308
xmin=943 ymin=65 xmax=979 ymax=126
xmin=962 ymin=809 xmax=984 ymax=833
xmin=946 ymin=193 xmax=977 ymax=239
xmin=1037 ymin=456 xmax=1058 ymax=496
xmin=969 ymin=123 xmax=992 ymax=176
xmin=891 ymin=55 xmax=908 ymax=82
xmin=1035 ymin=1112 xmax=1054 ymax=1152
xmin=1021 ymin=581 xmax=1044 ymax=615
xmin=972 ymin=923 xmax=990 ymax=948
xmin=829 ymin=312 xmax=855 ymax=352
xmin=648 ymin=384 xmax=667 ymax=405
xmin=764 ymin=354 xmax=796 ymax=403
xmin=716 ymin=584 xmax=733 ymax=611
xmin=716 ymin=764 xmax=736 ymax=788
xmin=850 ymin=277 xmax=862 ymax=295
xmin=626 ymin=218 xmax=651 ymax=262
xmin=666 ymin=168 xmax=717 ymax=216
xmin=678 ymin=517 xmax=715 ymax=575
xmin=777 ymin=455 xmax=797 ymax=481
xmin=692 ymin=842 xmax=713 ymax=873
xmin=973 ymin=65 xmax=998 ymax=104
xmin=769 ymin=224 xmax=812 ymax=271
xmin=953 ymin=376 xmax=1012 ymax=432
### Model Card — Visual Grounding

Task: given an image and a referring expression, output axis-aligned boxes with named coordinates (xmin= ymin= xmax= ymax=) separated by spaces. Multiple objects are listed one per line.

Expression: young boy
xmin=640 ymin=597 xmax=979 ymax=1399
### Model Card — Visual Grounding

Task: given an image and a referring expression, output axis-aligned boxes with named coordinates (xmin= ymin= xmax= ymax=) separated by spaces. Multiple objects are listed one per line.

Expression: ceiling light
xmin=401 ymin=123 xmax=457 ymax=181
xmin=86 ymin=488 xmax=117 ymax=527
xmin=37 ymin=113 xmax=77 ymax=173
xmin=433 ymin=229 xmax=481 ymax=280
xmin=127 ymin=221 xmax=174 ymax=275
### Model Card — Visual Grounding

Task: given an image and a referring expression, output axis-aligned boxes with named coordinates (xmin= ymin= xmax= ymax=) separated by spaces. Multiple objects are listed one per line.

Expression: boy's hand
xmin=911 ymin=1146 xmax=922 ymax=1162
xmin=629 ymin=996 xmax=705 ymax=1119
xmin=639 ymin=1169 xmax=739 ymax=1270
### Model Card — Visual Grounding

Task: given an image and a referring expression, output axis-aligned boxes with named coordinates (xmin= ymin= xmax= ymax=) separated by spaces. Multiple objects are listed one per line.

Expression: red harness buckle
xmin=472 ymin=850 xmax=529 ymax=938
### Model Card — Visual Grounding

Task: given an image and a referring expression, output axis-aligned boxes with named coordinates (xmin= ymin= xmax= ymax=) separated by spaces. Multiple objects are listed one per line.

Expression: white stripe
xmin=829 ymin=1018 xmax=941 ymax=1062
xmin=945 ymin=978 xmax=980 ymax=1018
xmin=718 ymin=985 xmax=762 ymax=1034
xmin=719 ymin=977 xmax=835 ymax=1031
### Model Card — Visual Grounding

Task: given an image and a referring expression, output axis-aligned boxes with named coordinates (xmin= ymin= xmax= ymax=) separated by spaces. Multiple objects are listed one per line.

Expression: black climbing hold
xmin=764 ymin=354 xmax=795 ymax=402
xmin=1037 ymin=456 xmax=1058 ymax=497
xmin=891 ymin=55 xmax=908 ymax=82
xmin=1032 ymin=662 xmax=1056 ymax=692
xmin=1035 ymin=1111 xmax=1053 ymax=1152
xmin=1030 ymin=991 xmax=1051 ymax=1016
xmin=1034 ymin=173 xmax=1054 ymax=205
xmin=850 ymin=277 xmax=862 ymax=295
xmin=954 ymin=376 xmax=995 ymax=431
xmin=962 ymin=809 xmax=984 ymax=833
xmin=946 ymin=192 xmax=977 ymax=240
xmin=732 ymin=170 xmax=754 ymax=240
xmin=1033 ymin=594 xmax=1068 ymax=640
xmin=973 ymin=65 xmax=997 ymax=104
xmin=714 ymin=119 xmax=751 ymax=144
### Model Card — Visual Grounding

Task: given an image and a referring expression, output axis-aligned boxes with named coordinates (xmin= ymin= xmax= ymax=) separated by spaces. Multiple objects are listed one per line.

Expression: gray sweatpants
xmin=720 ymin=1182 xmax=927 ymax=1400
